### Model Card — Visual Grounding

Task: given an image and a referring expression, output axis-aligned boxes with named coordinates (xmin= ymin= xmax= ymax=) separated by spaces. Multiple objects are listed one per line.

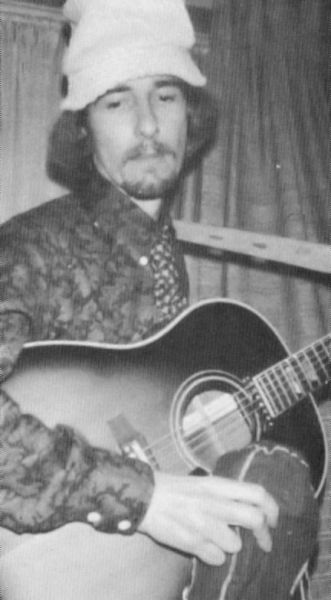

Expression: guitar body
xmin=1 ymin=299 xmax=328 ymax=600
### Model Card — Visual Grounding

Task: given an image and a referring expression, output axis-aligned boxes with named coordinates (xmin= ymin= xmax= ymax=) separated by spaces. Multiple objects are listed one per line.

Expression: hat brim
xmin=61 ymin=45 xmax=206 ymax=110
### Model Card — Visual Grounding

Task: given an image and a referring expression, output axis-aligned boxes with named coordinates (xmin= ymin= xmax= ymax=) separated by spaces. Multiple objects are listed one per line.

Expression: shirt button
xmin=138 ymin=256 xmax=149 ymax=267
xmin=87 ymin=511 xmax=102 ymax=526
xmin=117 ymin=519 xmax=132 ymax=532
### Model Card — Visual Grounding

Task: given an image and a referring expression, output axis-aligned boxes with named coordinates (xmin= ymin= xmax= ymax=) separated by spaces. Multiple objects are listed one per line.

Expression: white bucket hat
xmin=61 ymin=0 xmax=207 ymax=111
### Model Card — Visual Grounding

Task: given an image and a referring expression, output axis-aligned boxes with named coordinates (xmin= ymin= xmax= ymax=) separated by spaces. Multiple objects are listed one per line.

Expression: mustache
xmin=124 ymin=141 xmax=175 ymax=162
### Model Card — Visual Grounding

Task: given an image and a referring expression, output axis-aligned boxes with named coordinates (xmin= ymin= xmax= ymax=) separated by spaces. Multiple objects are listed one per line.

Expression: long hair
xmin=47 ymin=83 xmax=219 ymax=196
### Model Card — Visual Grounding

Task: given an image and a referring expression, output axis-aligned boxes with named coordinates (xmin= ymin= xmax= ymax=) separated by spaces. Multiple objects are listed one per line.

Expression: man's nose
xmin=135 ymin=99 xmax=159 ymax=139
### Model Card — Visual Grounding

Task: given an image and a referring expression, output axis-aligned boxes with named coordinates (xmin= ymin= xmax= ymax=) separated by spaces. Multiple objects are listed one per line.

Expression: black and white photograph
xmin=0 ymin=1 xmax=330 ymax=598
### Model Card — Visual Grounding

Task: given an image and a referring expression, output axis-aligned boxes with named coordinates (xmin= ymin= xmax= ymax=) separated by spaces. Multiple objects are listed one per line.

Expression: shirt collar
xmin=82 ymin=171 xmax=173 ymax=256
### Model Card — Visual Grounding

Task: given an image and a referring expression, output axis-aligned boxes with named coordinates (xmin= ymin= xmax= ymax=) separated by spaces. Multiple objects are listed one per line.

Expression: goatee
xmin=121 ymin=175 xmax=178 ymax=200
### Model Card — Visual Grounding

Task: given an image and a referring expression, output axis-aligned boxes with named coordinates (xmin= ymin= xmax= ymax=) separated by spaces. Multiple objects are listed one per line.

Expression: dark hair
xmin=46 ymin=83 xmax=219 ymax=195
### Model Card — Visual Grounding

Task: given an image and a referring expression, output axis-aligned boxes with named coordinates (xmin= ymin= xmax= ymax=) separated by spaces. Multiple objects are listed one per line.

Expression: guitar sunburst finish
xmin=1 ymin=299 xmax=329 ymax=600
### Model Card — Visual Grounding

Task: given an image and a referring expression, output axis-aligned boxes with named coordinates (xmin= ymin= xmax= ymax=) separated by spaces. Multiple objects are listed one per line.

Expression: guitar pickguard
xmin=108 ymin=414 xmax=159 ymax=469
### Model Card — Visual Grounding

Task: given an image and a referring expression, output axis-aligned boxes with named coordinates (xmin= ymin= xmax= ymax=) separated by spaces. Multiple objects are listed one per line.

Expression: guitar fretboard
xmin=252 ymin=334 xmax=330 ymax=418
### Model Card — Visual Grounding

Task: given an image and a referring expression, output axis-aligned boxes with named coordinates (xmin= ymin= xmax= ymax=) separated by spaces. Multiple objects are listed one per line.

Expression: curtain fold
xmin=181 ymin=2 xmax=330 ymax=597
xmin=0 ymin=4 xmax=64 ymax=223
xmin=182 ymin=0 xmax=329 ymax=349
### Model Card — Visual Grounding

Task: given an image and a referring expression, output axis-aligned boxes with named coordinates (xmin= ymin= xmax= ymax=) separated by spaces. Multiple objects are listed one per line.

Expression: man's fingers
xmin=161 ymin=518 xmax=240 ymax=564
xmin=252 ymin=519 xmax=273 ymax=552
xmin=201 ymin=519 xmax=242 ymax=554
xmin=204 ymin=478 xmax=279 ymax=527
xmin=139 ymin=472 xmax=279 ymax=562
xmin=195 ymin=496 xmax=274 ymax=554
xmin=196 ymin=492 xmax=274 ymax=535
xmin=197 ymin=543 xmax=226 ymax=566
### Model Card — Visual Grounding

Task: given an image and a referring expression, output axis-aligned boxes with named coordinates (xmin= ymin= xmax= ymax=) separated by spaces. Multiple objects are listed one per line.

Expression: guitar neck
xmin=252 ymin=334 xmax=330 ymax=418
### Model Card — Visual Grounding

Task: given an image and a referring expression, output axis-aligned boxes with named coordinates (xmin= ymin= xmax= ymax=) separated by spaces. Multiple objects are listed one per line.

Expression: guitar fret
xmin=284 ymin=335 xmax=330 ymax=402
xmin=260 ymin=374 xmax=281 ymax=414
xmin=307 ymin=346 xmax=328 ymax=381
xmin=255 ymin=362 xmax=308 ymax=418
xmin=298 ymin=349 xmax=322 ymax=385
xmin=291 ymin=355 xmax=315 ymax=394
xmin=265 ymin=369 xmax=291 ymax=412
xmin=278 ymin=361 xmax=306 ymax=405
xmin=283 ymin=359 xmax=306 ymax=395
xmin=291 ymin=348 xmax=326 ymax=396
xmin=252 ymin=334 xmax=330 ymax=420
xmin=257 ymin=364 xmax=299 ymax=417
xmin=273 ymin=365 xmax=297 ymax=410
xmin=317 ymin=338 xmax=331 ymax=377
xmin=251 ymin=375 xmax=278 ymax=418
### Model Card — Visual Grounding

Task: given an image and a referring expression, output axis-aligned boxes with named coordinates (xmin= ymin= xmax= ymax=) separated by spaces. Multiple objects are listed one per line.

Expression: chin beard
xmin=121 ymin=174 xmax=178 ymax=200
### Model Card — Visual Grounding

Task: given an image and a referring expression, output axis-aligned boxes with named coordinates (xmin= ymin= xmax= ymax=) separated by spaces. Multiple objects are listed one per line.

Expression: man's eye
xmin=106 ymin=100 xmax=121 ymax=109
xmin=159 ymin=94 xmax=176 ymax=102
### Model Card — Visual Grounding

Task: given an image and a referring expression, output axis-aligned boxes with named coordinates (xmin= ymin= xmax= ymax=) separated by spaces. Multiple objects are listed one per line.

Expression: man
xmin=0 ymin=1 xmax=318 ymax=598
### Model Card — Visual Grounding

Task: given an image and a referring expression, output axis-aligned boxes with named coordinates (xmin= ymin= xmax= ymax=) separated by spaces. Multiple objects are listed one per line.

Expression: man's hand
xmin=138 ymin=472 xmax=279 ymax=565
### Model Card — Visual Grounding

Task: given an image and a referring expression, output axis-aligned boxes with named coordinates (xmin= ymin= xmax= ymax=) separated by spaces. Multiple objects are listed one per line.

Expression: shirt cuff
xmin=60 ymin=440 xmax=155 ymax=536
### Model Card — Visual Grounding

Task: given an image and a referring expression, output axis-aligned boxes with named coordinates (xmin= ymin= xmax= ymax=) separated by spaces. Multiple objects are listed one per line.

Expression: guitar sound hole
xmin=171 ymin=371 xmax=253 ymax=472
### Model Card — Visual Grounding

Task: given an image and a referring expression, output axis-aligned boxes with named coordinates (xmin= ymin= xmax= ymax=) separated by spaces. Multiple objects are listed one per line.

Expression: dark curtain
xmin=179 ymin=1 xmax=330 ymax=596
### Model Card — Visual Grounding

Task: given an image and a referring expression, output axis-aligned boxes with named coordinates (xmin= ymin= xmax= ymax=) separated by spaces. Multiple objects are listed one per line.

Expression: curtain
xmin=180 ymin=1 xmax=330 ymax=596
xmin=181 ymin=0 xmax=329 ymax=349
xmin=0 ymin=1 xmax=64 ymax=223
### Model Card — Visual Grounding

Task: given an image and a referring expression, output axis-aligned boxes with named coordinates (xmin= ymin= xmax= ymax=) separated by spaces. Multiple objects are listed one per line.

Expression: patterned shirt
xmin=0 ymin=179 xmax=188 ymax=536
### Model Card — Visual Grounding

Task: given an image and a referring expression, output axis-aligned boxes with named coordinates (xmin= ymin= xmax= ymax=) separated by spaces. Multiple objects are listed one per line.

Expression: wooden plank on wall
xmin=174 ymin=221 xmax=331 ymax=275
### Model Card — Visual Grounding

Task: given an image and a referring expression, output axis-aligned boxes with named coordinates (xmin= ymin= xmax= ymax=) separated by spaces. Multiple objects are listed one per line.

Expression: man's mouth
xmin=134 ymin=152 xmax=163 ymax=160
xmin=125 ymin=143 xmax=175 ymax=163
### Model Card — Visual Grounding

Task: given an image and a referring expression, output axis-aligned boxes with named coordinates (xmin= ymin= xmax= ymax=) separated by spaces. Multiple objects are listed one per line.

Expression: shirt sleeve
xmin=0 ymin=223 xmax=34 ymax=380
xmin=0 ymin=388 xmax=154 ymax=536
xmin=0 ymin=214 xmax=155 ymax=538
xmin=0 ymin=311 xmax=32 ymax=380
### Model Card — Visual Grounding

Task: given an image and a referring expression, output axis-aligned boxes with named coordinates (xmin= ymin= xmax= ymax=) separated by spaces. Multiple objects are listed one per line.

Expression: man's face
xmin=87 ymin=75 xmax=188 ymax=200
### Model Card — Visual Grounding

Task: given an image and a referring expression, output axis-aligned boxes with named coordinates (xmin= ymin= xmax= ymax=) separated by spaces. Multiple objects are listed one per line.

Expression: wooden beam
xmin=174 ymin=220 xmax=330 ymax=274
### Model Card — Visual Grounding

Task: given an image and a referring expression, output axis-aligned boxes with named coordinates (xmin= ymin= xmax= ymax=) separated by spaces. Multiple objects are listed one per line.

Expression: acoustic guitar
xmin=1 ymin=299 xmax=329 ymax=600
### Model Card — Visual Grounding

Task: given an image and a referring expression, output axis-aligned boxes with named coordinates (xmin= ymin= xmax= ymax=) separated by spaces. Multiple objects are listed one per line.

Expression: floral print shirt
xmin=0 ymin=181 xmax=188 ymax=536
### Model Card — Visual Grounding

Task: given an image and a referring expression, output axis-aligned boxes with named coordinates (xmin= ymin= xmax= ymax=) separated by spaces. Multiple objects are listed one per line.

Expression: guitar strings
xmin=140 ymin=370 xmax=302 ymax=456
xmin=139 ymin=394 xmax=260 ymax=463
xmin=120 ymin=339 xmax=328 ymax=468
xmin=129 ymin=344 xmax=328 ymax=464
xmin=137 ymin=375 xmax=325 ymax=468
xmin=180 ymin=348 xmax=329 ymax=456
